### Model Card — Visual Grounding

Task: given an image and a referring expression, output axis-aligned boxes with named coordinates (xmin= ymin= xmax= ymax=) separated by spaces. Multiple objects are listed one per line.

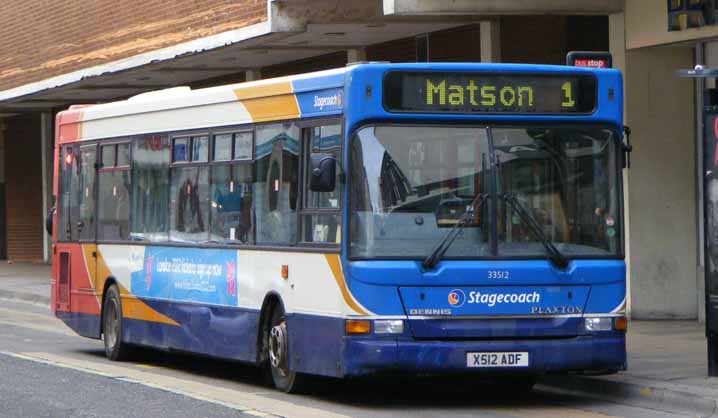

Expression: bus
xmin=50 ymin=62 xmax=627 ymax=393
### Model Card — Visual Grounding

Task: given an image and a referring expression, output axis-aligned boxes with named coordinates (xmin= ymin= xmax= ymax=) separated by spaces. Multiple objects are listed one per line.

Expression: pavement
xmin=1 ymin=261 xmax=717 ymax=416
xmin=0 ymin=261 xmax=50 ymax=306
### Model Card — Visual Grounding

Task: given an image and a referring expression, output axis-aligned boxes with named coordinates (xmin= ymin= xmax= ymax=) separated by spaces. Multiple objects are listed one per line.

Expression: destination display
xmin=383 ymin=71 xmax=597 ymax=114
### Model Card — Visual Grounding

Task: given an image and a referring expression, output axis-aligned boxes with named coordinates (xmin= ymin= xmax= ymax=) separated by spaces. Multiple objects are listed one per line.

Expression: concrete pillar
xmin=625 ymin=46 xmax=697 ymax=319
xmin=609 ymin=12 xmax=630 ymax=317
xmin=40 ymin=112 xmax=52 ymax=264
xmin=696 ymin=42 xmax=706 ymax=324
xmin=245 ymin=69 xmax=261 ymax=82
xmin=480 ymin=20 xmax=501 ymax=63
xmin=347 ymin=48 xmax=367 ymax=64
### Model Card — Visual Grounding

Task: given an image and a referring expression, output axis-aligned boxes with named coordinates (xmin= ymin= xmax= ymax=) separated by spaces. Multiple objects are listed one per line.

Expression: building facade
xmin=0 ymin=0 xmax=705 ymax=320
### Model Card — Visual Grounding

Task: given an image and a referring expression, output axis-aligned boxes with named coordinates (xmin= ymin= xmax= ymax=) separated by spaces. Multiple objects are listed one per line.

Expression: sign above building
xmin=383 ymin=71 xmax=597 ymax=115
xmin=566 ymin=51 xmax=612 ymax=69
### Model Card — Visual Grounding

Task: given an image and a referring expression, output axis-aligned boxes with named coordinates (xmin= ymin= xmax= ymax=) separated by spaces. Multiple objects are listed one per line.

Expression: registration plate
xmin=466 ymin=352 xmax=529 ymax=368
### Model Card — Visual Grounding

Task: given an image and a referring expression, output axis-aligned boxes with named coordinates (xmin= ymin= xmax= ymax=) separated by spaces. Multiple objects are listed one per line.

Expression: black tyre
xmin=102 ymin=285 xmax=132 ymax=361
xmin=266 ymin=305 xmax=307 ymax=393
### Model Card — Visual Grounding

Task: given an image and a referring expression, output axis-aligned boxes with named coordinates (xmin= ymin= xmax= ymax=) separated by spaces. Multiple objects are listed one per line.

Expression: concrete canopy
xmin=0 ymin=0 xmax=469 ymax=116
xmin=383 ymin=0 xmax=624 ymax=16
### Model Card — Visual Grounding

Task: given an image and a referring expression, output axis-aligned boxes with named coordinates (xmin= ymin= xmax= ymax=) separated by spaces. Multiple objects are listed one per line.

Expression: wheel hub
xmin=269 ymin=321 xmax=288 ymax=373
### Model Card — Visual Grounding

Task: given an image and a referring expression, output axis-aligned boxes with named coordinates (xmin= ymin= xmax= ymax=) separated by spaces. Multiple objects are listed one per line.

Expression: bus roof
xmin=56 ymin=62 xmax=620 ymax=143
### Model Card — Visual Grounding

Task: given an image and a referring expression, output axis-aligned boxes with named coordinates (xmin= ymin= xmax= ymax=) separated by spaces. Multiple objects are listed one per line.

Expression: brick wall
xmin=0 ymin=0 xmax=266 ymax=92
xmin=4 ymin=114 xmax=43 ymax=261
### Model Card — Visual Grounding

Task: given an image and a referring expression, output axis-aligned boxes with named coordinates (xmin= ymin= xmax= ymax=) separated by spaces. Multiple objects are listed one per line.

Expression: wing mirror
xmin=310 ymin=154 xmax=336 ymax=192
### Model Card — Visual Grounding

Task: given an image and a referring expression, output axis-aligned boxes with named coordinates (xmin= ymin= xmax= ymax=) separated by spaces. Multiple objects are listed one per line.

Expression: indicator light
xmin=614 ymin=316 xmax=628 ymax=332
xmin=345 ymin=319 xmax=371 ymax=335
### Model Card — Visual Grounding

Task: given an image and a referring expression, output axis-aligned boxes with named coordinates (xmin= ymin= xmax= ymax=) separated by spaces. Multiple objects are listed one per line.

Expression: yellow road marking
xmin=4 ymin=351 xmax=354 ymax=418
xmin=135 ymin=363 xmax=159 ymax=369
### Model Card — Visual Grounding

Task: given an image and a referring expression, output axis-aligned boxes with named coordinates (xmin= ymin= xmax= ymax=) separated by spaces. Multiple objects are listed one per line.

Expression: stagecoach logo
xmin=313 ymin=91 xmax=342 ymax=110
xmin=448 ymin=289 xmax=466 ymax=307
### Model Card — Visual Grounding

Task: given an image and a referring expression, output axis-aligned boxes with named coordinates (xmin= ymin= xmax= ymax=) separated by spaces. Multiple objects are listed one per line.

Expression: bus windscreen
xmin=383 ymin=71 xmax=597 ymax=115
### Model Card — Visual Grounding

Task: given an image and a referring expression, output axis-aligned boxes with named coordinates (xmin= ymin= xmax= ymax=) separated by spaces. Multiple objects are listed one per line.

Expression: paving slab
xmin=540 ymin=320 xmax=718 ymax=417
xmin=0 ymin=262 xmax=51 ymax=305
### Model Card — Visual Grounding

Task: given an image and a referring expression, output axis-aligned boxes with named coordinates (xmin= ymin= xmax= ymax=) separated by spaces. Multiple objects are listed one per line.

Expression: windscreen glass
xmin=349 ymin=125 xmax=621 ymax=259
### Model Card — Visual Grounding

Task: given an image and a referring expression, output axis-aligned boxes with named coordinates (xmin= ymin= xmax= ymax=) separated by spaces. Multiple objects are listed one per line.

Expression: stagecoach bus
xmin=50 ymin=62 xmax=627 ymax=393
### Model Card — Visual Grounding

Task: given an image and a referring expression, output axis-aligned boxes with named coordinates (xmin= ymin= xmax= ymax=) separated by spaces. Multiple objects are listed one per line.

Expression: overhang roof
xmin=0 ymin=0 xmax=468 ymax=116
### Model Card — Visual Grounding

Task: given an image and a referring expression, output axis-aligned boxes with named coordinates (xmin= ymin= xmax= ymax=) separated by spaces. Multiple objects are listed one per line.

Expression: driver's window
xmin=301 ymin=124 xmax=342 ymax=244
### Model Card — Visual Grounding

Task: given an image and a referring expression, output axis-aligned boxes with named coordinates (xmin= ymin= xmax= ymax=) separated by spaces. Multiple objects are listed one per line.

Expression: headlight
xmin=584 ymin=317 xmax=613 ymax=331
xmin=374 ymin=320 xmax=404 ymax=334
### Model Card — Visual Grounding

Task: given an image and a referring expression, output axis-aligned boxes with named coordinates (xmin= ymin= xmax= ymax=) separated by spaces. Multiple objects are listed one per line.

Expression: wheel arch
xmin=256 ymin=291 xmax=285 ymax=364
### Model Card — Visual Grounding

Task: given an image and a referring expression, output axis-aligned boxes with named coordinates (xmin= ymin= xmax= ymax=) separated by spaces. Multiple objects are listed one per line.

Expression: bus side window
xmin=170 ymin=135 xmax=210 ymax=243
xmin=76 ymin=145 xmax=97 ymax=241
xmin=57 ymin=146 xmax=74 ymax=241
xmin=131 ymin=135 xmax=170 ymax=242
xmin=98 ymin=142 xmax=131 ymax=241
xmin=254 ymin=122 xmax=300 ymax=245
xmin=301 ymin=124 xmax=342 ymax=244
xmin=209 ymin=131 xmax=254 ymax=244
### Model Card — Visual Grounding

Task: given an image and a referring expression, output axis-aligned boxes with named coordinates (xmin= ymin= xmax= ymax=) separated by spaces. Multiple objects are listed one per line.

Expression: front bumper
xmin=341 ymin=333 xmax=626 ymax=377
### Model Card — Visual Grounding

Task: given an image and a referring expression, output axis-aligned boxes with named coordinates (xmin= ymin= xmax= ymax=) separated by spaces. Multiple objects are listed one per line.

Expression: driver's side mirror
xmin=310 ymin=154 xmax=337 ymax=192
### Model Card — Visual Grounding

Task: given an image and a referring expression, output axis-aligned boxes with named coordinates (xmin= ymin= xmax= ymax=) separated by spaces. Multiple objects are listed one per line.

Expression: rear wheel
xmin=102 ymin=285 xmax=131 ymax=361
xmin=266 ymin=305 xmax=307 ymax=393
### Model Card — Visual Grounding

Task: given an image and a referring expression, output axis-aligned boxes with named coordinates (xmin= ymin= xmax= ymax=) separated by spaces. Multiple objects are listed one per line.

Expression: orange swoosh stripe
xmin=324 ymin=254 xmax=369 ymax=316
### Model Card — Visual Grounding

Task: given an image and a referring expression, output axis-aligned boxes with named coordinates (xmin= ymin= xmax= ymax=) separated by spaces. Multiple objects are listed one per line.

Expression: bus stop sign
xmin=566 ymin=51 xmax=612 ymax=69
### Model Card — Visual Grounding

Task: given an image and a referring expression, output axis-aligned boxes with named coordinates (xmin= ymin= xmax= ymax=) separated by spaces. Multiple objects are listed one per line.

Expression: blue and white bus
xmin=51 ymin=62 xmax=627 ymax=393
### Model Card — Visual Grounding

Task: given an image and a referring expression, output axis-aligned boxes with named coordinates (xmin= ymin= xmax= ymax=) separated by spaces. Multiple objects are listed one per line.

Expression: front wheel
xmin=266 ymin=305 xmax=307 ymax=393
xmin=102 ymin=285 xmax=132 ymax=361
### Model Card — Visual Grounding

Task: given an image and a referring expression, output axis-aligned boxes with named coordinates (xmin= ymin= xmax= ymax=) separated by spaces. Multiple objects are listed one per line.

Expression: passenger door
xmin=54 ymin=144 xmax=99 ymax=315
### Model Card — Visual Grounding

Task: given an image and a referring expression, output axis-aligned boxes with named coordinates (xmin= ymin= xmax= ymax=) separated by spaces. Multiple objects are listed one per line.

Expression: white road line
xmin=0 ymin=351 xmax=354 ymax=418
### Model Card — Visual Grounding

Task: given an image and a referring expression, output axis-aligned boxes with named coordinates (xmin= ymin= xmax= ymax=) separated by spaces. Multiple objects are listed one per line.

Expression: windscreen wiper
xmin=422 ymin=192 xmax=489 ymax=271
xmin=501 ymin=193 xmax=569 ymax=270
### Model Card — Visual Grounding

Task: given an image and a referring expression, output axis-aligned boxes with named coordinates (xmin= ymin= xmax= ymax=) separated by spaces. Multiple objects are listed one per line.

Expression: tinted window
xmin=214 ymin=134 xmax=232 ymax=161
xmin=170 ymin=166 xmax=209 ymax=242
xmin=302 ymin=214 xmax=340 ymax=244
xmin=173 ymin=137 xmax=189 ymax=162
xmin=101 ymin=144 xmax=115 ymax=168
xmin=306 ymin=125 xmax=341 ymax=209
xmin=193 ymin=135 xmax=209 ymax=162
xmin=98 ymin=170 xmax=130 ymax=240
xmin=131 ymin=136 xmax=170 ymax=241
xmin=234 ymin=131 xmax=253 ymax=160
xmin=255 ymin=123 xmax=299 ymax=244
xmin=77 ymin=145 xmax=97 ymax=240
xmin=57 ymin=146 xmax=73 ymax=241
xmin=117 ymin=143 xmax=130 ymax=167
xmin=210 ymin=164 xmax=253 ymax=243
